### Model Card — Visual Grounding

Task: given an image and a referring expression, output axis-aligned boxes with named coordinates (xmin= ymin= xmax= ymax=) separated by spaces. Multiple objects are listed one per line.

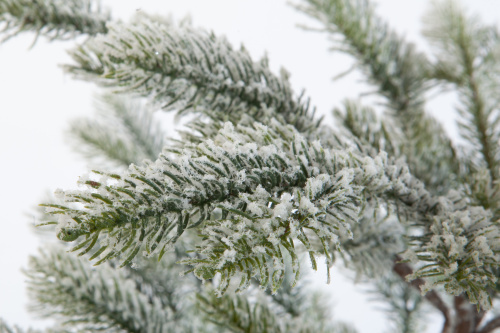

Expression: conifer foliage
xmin=2 ymin=0 xmax=500 ymax=332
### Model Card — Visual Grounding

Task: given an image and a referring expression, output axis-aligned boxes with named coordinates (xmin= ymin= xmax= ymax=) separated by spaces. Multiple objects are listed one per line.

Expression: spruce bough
xmin=2 ymin=0 xmax=500 ymax=332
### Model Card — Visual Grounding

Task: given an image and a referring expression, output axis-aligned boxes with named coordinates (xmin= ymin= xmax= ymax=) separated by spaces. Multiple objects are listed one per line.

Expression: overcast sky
xmin=1 ymin=1 xmax=499 ymax=332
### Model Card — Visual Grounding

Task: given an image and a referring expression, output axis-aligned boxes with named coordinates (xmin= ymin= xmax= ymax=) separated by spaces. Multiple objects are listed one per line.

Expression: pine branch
xmin=333 ymin=100 xmax=399 ymax=156
xmin=0 ymin=319 xmax=43 ymax=333
xmin=69 ymin=94 xmax=167 ymax=168
xmin=64 ymin=13 xmax=319 ymax=135
xmin=294 ymin=0 xmax=429 ymax=113
xmin=338 ymin=208 xmax=405 ymax=278
xmin=41 ymin=120 xmax=500 ymax=308
xmin=0 ymin=0 xmax=109 ymax=44
xmin=196 ymin=288 xmax=349 ymax=333
xmin=196 ymin=292 xmax=286 ymax=333
xmin=295 ymin=0 xmax=459 ymax=193
xmin=369 ymin=272 xmax=426 ymax=333
xmin=24 ymin=246 xmax=195 ymax=332
xmin=422 ymin=0 xmax=500 ymax=181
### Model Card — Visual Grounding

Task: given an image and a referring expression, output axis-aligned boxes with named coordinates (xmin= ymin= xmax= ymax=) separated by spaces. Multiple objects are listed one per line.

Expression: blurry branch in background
xmin=294 ymin=0 xmax=459 ymax=194
xmin=23 ymin=246 xmax=203 ymax=333
xmin=68 ymin=94 xmax=167 ymax=168
xmin=0 ymin=319 xmax=43 ymax=333
xmin=368 ymin=273 xmax=426 ymax=333
xmin=422 ymin=0 xmax=500 ymax=181
xmin=196 ymin=277 xmax=356 ymax=333
xmin=0 ymin=0 xmax=109 ymax=45
xmin=333 ymin=100 xmax=399 ymax=157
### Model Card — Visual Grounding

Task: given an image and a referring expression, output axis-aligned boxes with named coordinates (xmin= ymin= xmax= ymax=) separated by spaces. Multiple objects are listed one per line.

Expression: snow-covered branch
xmin=65 ymin=14 xmax=318 ymax=134
xmin=0 ymin=0 xmax=109 ymax=44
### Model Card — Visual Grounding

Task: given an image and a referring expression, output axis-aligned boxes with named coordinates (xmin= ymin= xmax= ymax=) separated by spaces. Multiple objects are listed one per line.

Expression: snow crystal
xmin=444 ymin=262 xmax=458 ymax=276
xmin=247 ymin=202 xmax=263 ymax=217
xmin=54 ymin=188 xmax=65 ymax=200
xmin=299 ymin=197 xmax=318 ymax=215
xmin=273 ymin=193 xmax=293 ymax=220
xmin=236 ymin=170 xmax=247 ymax=184
xmin=474 ymin=236 xmax=494 ymax=257
xmin=222 ymin=249 xmax=237 ymax=262
xmin=253 ymin=185 xmax=270 ymax=200
xmin=253 ymin=246 xmax=266 ymax=254
xmin=267 ymin=233 xmax=280 ymax=246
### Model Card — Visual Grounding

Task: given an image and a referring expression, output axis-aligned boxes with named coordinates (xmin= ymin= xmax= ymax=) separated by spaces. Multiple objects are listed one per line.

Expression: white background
xmin=1 ymin=1 xmax=499 ymax=332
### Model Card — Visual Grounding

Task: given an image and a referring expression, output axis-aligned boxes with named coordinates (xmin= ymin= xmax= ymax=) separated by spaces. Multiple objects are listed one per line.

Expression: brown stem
xmin=477 ymin=316 xmax=500 ymax=333
xmin=474 ymin=310 xmax=486 ymax=330
xmin=393 ymin=256 xmax=452 ymax=333
xmin=454 ymin=295 xmax=475 ymax=333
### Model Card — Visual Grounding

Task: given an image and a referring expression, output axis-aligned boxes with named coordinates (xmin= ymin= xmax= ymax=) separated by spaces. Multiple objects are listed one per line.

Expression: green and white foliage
xmin=68 ymin=94 xmax=168 ymax=168
xmin=422 ymin=0 xmax=500 ymax=180
xmin=337 ymin=208 xmax=405 ymax=278
xmin=196 ymin=289 xmax=354 ymax=333
xmin=44 ymin=117 xmax=500 ymax=307
xmin=0 ymin=319 xmax=42 ymax=333
xmin=5 ymin=0 xmax=500 ymax=331
xmin=369 ymin=273 xmax=425 ymax=333
xmin=0 ymin=0 xmax=109 ymax=44
xmin=294 ymin=0 xmax=459 ymax=194
xmin=24 ymin=245 xmax=202 ymax=332
xmin=64 ymin=12 xmax=319 ymax=138
xmin=402 ymin=190 xmax=500 ymax=310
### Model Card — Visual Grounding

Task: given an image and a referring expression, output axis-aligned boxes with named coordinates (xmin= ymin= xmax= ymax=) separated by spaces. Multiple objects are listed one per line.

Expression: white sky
xmin=0 ymin=1 xmax=499 ymax=332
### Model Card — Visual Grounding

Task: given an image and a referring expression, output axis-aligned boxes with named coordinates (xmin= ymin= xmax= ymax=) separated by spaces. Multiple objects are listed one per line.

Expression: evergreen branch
xmin=43 ymin=120 xmax=500 ymax=307
xmin=64 ymin=13 xmax=319 ymax=134
xmin=69 ymin=94 xmax=167 ymax=167
xmin=294 ymin=0 xmax=430 ymax=114
xmin=196 ymin=292 xmax=285 ymax=333
xmin=196 ymin=290 xmax=348 ymax=333
xmin=0 ymin=319 xmax=43 ymax=333
xmin=295 ymin=0 xmax=459 ymax=193
xmin=337 ymin=208 xmax=405 ymax=278
xmin=369 ymin=273 xmax=426 ymax=333
xmin=264 ymin=267 xmax=307 ymax=318
xmin=400 ymin=190 xmax=500 ymax=311
xmin=0 ymin=0 xmax=109 ymax=44
xmin=121 ymin=247 xmax=203 ymax=321
xmin=422 ymin=0 xmax=500 ymax=180
xmin=24 ymin=246 xmax=192 ymax=333
xmin=333 ymin=100 xmax=399 ymax=156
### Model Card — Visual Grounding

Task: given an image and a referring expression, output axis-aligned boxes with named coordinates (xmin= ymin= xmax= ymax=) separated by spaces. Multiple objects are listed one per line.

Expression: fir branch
xmin=0 ymin=319 xmax=42 ymax=333
xmin=333 ymin=100 xmax=399 ymax=156
xmin=64 ymin=13 xmax=319 ymax=134
xmin=69 ymin=94 xmax=167 ymax=167
xmin=196 ymin=289 xmax=347 ymax=333
xmin=400 ymin=190 xmax=500 ymax=310
xmin=369 ymin=273 xmax=426 ymax=333
xmin=42 ymin=120 xmax=500 ymax=307
xmin=422 ymin=0 xmax=500 ymax=180
xmin=0 ymin=0 xmax=109 ymax=44
xmin=338 ymin=208 xmax=405 ymax=278
xmin=295 ymin=0 xmax=459 ymax=193
xmin=24 ymin=246 xmax=194 ymax=333
xmin=196 ymin=292 xmax=286 ymax=333
xmin=294 ymin=0 xmax=429 ymax=113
